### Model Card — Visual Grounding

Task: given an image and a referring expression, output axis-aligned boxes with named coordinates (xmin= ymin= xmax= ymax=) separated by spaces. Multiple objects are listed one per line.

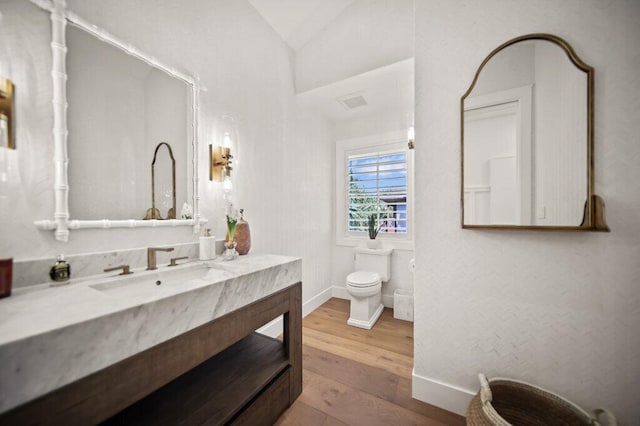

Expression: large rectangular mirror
xmin=29 ymin=0 xmax=204 ymax=240
xmin=461 ymin=33 xmax=608 ymax=231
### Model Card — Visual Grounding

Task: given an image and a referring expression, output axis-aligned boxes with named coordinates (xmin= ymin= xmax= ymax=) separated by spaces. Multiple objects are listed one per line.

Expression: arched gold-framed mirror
xmin=461 ymin=33 xmax=608 ymax=231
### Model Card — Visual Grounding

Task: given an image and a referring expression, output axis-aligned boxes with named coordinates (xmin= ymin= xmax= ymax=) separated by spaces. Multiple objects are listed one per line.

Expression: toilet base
xmin=347 ymin=302 xmax=384 ymax=330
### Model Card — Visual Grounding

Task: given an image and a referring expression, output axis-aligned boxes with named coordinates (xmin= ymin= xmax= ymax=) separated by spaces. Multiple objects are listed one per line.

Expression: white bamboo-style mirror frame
xmin=30 ymin=0 xmax=205 ymax=241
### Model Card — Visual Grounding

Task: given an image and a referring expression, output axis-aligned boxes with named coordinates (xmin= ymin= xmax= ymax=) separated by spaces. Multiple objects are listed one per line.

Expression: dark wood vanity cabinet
xmin=1 ymin=282 xmax=302 ymax=426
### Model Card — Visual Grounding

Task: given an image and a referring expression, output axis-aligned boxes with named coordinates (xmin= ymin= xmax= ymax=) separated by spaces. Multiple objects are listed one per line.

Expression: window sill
xmin=336 ymin=237 xmax=414 ymax=251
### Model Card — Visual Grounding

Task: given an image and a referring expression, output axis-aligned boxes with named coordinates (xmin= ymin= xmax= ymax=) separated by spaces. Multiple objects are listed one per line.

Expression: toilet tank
xmin=354 ymin=247 xmax=393 ymax=282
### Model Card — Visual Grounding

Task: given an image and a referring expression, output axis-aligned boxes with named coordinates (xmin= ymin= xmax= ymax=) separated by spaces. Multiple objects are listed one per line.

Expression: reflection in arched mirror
xmin=461 ymin=33 xmax=608 ymax=231
xmin=144 ymin=142 xmax=176 ymax=220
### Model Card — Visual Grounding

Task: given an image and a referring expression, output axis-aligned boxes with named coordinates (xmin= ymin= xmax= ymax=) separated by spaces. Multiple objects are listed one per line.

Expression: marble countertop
xmin=0 ymin=253 xmax=301 ymax=414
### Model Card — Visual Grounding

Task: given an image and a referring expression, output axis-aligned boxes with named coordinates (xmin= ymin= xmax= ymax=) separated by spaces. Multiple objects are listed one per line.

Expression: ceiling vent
xmin=337 ymin=92 xmax=368 ymax=110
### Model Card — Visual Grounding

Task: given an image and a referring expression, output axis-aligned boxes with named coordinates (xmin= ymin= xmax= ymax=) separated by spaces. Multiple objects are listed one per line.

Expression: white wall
xmin=414 ymin=0 xmax=640 ymax=423
xmin=333 ymin=109 xmax=412 ymax=141
xmin=0 ymin=0 xmax=334 ymax=308
xmin=294 ymin=0 xmax=414 ymax=93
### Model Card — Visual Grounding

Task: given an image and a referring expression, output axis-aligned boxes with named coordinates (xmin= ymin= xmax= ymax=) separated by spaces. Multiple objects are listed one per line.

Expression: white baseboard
xmin=411 ymin=369 xmax=476 ymax=416
xmin=331 ymin=285 xmax=349 ymax=300
xmin=332 ymin=285 xmax=394 ymax=308
xmin=303 ymin=286 xmax=334 ymax=317
xmin=256 ymin=286 xmax=333 ymax=338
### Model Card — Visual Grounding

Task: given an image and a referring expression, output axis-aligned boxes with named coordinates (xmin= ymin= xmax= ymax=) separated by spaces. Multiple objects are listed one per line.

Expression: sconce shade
xmin=223 ymin=174 xmax=233 ymax=191
xmin=223 ymin=132 xmax=232 ymax=148
xmin=407 ymin=125 xmax=415 ymax=149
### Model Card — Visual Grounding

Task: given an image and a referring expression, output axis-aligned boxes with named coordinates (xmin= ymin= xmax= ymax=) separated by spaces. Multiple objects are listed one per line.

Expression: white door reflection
xmin=464 ymin=86 xmax=532 ymax=225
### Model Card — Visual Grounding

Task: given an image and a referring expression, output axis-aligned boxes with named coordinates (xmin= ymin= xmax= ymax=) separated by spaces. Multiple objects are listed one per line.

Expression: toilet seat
xmin=346 ymin=271 xmax=382 ymax=299
xmin=346 ymin=271 xmax=381 ymax=287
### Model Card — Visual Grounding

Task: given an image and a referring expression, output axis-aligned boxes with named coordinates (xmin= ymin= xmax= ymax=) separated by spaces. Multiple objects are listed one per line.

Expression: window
xmin=347 ymin=150 xmax=408 ymax=234
xmin=336 ymin=131 xmax=413 ymax=249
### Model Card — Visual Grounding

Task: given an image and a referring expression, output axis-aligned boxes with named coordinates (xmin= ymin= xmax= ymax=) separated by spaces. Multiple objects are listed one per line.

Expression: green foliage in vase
xmin=368 ymin=214 xmax=382 ymax=240
xmin=226 ymin=215 xmax=238 ymax=241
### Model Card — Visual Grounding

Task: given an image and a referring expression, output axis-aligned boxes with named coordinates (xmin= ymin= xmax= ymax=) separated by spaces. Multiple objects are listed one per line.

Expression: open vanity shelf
xmin=105 ymin=333 xmax=291 ymax=425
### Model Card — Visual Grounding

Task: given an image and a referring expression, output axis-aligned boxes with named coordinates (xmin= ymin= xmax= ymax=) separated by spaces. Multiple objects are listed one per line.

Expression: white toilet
xmin=346 ymin=247 xmax=393 ymax=329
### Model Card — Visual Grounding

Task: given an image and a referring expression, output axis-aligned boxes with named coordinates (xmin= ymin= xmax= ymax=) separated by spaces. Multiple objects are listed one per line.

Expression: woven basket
xmin=466 ymin=374 xmax=617 ymax=426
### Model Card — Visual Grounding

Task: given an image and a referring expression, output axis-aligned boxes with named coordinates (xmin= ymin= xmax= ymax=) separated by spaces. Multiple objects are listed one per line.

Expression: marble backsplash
xmin=12 ymin=240 xmax=226 ymax=289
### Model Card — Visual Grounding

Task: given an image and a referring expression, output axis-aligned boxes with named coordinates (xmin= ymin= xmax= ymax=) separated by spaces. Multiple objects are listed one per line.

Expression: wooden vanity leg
xmin=283 ymin=282 xmax=302 ymax=403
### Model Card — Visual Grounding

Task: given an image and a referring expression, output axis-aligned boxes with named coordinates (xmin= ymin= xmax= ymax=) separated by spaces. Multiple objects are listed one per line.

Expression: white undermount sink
xmin=89 ymin=263 xmax=231 ymax=300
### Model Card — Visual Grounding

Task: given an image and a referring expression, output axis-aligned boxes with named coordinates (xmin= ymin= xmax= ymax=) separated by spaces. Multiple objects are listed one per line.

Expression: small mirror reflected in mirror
xmin=144 ymin=142 xmax=176 ymax=220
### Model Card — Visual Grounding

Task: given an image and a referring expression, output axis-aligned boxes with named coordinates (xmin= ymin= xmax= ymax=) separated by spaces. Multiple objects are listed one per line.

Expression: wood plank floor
xmin=275 ymin=298 xmax=465 ymax=426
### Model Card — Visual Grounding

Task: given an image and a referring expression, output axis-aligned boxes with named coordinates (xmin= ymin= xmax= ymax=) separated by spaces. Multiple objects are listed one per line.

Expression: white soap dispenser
xmin=199 ymin=228 xmax=216 ymax=260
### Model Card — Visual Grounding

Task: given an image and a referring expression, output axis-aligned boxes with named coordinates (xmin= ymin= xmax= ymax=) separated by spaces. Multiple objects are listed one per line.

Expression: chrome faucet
xmin=146 ymin=247 xmax=174 ymax=270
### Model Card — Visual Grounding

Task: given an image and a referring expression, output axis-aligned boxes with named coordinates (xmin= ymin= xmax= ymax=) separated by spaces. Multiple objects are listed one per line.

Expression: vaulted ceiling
xmin=248 ymin=0 xmax=413 ymax=123
xmin=248 ymin=0 xmax=354 ymax=51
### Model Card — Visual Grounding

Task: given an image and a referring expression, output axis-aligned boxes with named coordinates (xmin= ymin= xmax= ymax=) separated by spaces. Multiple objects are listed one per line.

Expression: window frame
xmin=336 ymin=131 xmax=414 ymax=250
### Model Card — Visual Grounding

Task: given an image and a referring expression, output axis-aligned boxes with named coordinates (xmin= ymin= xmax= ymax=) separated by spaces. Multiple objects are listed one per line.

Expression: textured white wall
xmin=0 ymin=0 xmax=334 ymax=305
xmin=333 ymin=109 xmax=412 ymax=141
xmin=294 ymin=0 xmax=414 ymax=93
xmin=414 ymin=0 xmax=640 ymax=422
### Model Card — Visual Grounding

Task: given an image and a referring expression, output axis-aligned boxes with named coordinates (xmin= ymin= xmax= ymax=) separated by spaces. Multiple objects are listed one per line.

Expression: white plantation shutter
xmin=347 ymin=149 xmax=408 ymax=234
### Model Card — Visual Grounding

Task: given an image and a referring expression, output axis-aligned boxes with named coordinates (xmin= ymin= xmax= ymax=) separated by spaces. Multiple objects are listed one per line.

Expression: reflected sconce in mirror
xmin=461 ymin=33 xmax=609 ymax=232
xmin=210 ymin=131 xmax=233 ymax=191
xmin=0 ymin=78 xmax=14 ymax=149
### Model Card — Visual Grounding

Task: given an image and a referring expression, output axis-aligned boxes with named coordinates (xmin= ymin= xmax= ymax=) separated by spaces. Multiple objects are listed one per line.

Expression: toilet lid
xmin=347 ymin=271 xmax=381 ymax=287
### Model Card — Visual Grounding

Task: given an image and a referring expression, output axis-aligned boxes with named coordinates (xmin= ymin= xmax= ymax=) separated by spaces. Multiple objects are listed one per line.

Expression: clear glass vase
xmin=222 ymin=240 xmax=238 ymax=261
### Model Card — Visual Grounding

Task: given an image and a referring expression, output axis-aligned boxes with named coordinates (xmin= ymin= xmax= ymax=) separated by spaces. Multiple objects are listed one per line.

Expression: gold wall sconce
xmin=210 ymin=131 xmax=233 ymax=187
xmin=0 ymin=78 xmax=14 ymax=149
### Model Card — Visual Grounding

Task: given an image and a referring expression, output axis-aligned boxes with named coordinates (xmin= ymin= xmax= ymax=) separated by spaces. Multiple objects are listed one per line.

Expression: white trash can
xmin=393 ymin=289 xmax=413 ymax=322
